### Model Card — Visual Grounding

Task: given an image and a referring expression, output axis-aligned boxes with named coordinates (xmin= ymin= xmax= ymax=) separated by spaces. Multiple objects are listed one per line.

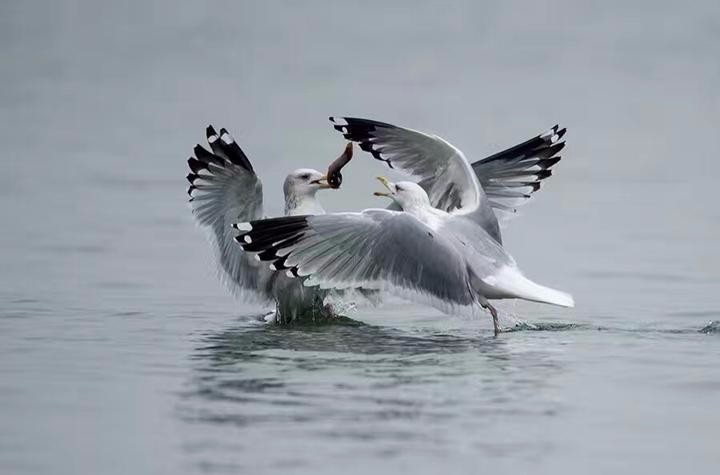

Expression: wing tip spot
xmin=233 ymin=222 xmax=252 ymax=232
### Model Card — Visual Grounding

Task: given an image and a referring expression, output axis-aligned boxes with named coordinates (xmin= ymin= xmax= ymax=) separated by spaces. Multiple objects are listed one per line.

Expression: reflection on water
xmin=174 ymin=315 xmax=720 ymax=472
xmin=178 ymin=316 xmax=565 ymax=470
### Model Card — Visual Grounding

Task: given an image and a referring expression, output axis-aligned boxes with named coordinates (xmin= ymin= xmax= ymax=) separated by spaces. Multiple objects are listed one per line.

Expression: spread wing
xmin=234 ymin=210 xmax=481 ymax=317
xmin=331 ymin=117 xmax=567 ymax=240
xmin=187 ymin=126 xmax=272 ymax=302
xmin=330 ymin=117 xmax=501 ymax=241
xmin=330 ymin=117 xmax=484 ymax=215
xmin=471 ymin=125 xmax=566 ymax=219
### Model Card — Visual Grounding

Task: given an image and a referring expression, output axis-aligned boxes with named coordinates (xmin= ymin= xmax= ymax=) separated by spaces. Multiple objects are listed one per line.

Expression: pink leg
xmin=482 ymin=302 xmax=500 ymax=336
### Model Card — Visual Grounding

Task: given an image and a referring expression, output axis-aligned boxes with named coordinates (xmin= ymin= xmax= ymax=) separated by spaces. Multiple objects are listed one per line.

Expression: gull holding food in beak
xmin=186 ymin=125 xmax=355 ymax=322
xmin=234 ymin=175 xmax=574 ymax=335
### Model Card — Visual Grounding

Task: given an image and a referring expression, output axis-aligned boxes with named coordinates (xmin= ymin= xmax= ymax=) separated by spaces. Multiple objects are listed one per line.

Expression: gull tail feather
xmin=488 ymin=266 xmax=574 ymax=308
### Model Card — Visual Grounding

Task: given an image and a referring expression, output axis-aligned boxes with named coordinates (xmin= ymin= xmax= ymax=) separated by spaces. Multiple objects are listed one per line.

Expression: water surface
xmin=1 ymin=1 xmax=719 ymax=474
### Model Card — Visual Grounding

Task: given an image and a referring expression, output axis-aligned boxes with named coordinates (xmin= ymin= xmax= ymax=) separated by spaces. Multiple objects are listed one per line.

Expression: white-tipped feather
xmin=540 ymin=126 xmax=558 ymax=140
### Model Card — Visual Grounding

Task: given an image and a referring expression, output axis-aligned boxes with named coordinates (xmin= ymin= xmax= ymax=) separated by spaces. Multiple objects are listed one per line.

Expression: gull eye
xmin=395 ymin=185 xmax=403 ymax=191
xmin=300 ymin=173 xmax=311 ymax=180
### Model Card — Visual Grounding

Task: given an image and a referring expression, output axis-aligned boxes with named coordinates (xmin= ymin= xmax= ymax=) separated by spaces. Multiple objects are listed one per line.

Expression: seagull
xmin=329 ymin=117 xmax=566 ymax=244
xmin=186 ymin=126 xmax=354 ymax=323
xmin=234 ymin=176 xmax=574 ymax=335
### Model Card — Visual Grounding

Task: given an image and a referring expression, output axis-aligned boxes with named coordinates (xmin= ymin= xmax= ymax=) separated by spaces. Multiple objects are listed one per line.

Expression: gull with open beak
xmin=373 ymin=175 xmax=394 ymax=197
xmin=186 ymin=125 xmax=356 ymax=323
xmin=234 ymin=172 xmax=573 ymax=335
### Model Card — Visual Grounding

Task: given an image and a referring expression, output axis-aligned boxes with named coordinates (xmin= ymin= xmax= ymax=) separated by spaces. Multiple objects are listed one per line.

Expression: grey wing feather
xmin=330 ymin=117 xmax=501 ymax=242
xmin=331 ymin=118 xmax=567 ymax=238
xmin=330 ymin=117 xmax=483 ymax=214
xmin=187 ymin=126 xmax=273 ymax=302
xmin=471 ymin=125 xmax=566 ymax=219
xmin=236 ymin=210 xmax=480 ymax=316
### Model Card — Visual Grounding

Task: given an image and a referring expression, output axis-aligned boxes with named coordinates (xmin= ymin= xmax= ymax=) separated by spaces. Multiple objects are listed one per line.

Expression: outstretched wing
xmin=234 ymin=211 xmax=480 ymax=317
xmin=187 ymin=126 xmax=272 ymax=302
xmin=330 ymin=117 xmax=503 ymax=242
xmin=471 ymin=125 xmax=566 ymax=218
xmin=330 ymin=117 xmax=484 ymax=215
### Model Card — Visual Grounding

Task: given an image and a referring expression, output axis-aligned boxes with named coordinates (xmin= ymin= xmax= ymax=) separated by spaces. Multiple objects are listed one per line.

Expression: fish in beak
xmin=325 ymin=142 xmax=353 ymax=189
xmin=373 ymin=176 xmax=395 ymax=197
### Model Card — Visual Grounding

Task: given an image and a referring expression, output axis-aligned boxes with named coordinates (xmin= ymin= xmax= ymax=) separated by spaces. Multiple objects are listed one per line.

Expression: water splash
xmin=699 ymin=321 xmax=720 ymax=334
xmin=504 ymin=321 xmax=582 ymax=332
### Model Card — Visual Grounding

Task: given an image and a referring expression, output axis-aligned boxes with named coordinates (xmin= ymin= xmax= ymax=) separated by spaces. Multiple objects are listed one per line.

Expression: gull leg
xmin=481 ymin=302 xmax=501 ymax=336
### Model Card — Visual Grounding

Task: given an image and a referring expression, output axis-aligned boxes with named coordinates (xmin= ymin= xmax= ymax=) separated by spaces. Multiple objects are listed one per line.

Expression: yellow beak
xmin=312 ymin=174 xmax=333 ymax=189
xmin=373 ymin=176 xmax=394 ymax=197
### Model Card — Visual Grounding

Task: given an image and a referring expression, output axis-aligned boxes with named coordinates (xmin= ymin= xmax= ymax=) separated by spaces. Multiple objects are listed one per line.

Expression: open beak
xmin=373 ymin=176 xmax=395 ymax=197
xmin=311 ymin=175 xmax=333 ymax=189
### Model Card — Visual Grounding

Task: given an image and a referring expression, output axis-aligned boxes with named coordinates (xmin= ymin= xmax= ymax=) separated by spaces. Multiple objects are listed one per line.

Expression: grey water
xmin=1 ymin=1 xmax=719 ymax=474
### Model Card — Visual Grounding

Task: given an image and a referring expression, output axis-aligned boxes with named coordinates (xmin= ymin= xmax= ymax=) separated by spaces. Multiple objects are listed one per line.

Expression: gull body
xmin=236 ymin=167 xmax=573 ymax=334
xmin=187 ymin=126 xmax=339 ymax=322
xmin=376 ymin=179 xmax=574 ymax=308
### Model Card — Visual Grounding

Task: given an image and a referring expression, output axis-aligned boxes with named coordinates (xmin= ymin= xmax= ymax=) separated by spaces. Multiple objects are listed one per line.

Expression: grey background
xmin=1 ymin=1 xmax=719 ymax=474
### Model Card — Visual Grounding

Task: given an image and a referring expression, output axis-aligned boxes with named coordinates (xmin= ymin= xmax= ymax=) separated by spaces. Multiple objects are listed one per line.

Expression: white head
xmin=283 ymin=168 xmax=332 ymax=199
xmin=374 ymin=176 xmax=431 ymax=211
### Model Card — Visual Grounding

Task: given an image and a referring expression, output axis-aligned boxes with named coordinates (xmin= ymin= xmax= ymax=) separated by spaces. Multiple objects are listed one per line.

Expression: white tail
xmin=489 ymin=266 xmax=575 ymax=308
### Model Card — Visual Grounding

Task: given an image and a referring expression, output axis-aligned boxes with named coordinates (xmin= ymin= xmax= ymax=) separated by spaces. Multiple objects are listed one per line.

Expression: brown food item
xmin=326 ymin=142 xmax=353 ymax=188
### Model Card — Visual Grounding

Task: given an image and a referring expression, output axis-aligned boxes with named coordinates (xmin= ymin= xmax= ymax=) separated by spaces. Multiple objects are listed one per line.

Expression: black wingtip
xmin=538 ymin=156 xmax=562 ymax=170
xmin=193 ymin=144 xmax=206 ymax=158
xmin=206 ymin=125 xmax=217 ymax=138
xmin=271 ymin=256 xmax=289 ymax=270
xmin=556 ymin=127 xmax=567 ymax=140
xmin=536 ymin=169 xmax=553 ymax=180
xmin=187 ymin=157 xmax=206 ymax=173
